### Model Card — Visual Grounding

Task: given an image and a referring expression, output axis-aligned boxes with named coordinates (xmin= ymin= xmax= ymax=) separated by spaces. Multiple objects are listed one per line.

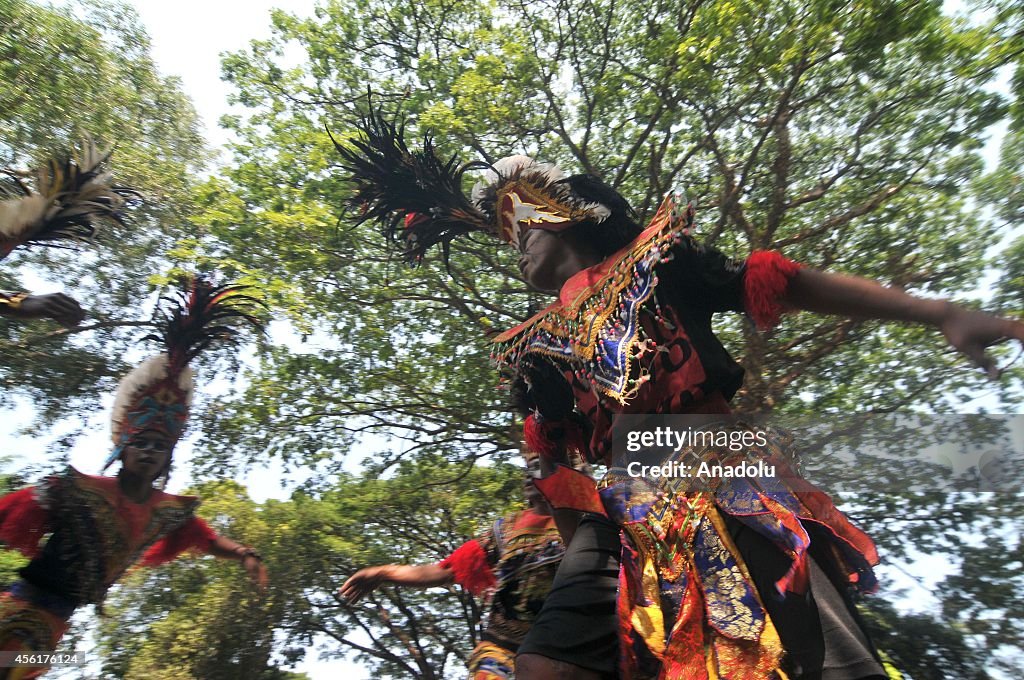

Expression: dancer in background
xmin=0 ymin=141 xmax=135 ymax=327
xmin=0 ymin=279 xmax=267 ymax=679
xmin=341 ymin=453 xmax=568 ymax=680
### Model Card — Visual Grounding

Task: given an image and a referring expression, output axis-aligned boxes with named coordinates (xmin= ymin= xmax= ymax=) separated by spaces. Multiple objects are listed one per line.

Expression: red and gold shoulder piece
xmin=148 ymin=489 xmax=201 ymax=514
xmin=62 ymin=467 xmax=120 ymax=499
xmin=54 ymin=468 xmax=198 ymax=514
xmin=512 ymin=508 xmax=557 ymax=530
xmin=492 ymin=192 xmax=694 ymax=404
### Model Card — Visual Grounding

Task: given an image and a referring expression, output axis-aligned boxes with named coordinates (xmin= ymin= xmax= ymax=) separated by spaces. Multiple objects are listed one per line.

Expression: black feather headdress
xmin=332 ymin=99 xmax=630 ymax=265
xmin=0 ymin=140 xmax=138 ymax=259
xmin=330 ymin=106 xmax=492 ymax=265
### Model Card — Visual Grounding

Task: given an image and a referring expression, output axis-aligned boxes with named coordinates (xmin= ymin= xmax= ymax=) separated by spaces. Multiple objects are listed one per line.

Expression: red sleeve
xmin=439 ymin=539 xmax=497 ymax=596
xmin=139 ymin=517 xmax=218 ymax=567
xmin=0 ymin=487 xmax=51 ymax=558
xmin=742 ymin=250 xmax=802 ymax=330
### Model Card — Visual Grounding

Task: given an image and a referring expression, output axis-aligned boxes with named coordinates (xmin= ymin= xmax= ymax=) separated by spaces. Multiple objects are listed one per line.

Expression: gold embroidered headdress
xmin=333 ymin=101 xmax=631 ymax=265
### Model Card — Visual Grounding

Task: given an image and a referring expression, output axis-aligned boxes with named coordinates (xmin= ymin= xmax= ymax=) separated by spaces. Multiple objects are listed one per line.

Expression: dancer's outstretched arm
xmin=0 ymin=292 xmax=84 ymax=327
xmin=340 ymin=564 xmax=454 ymax=604
xmin=206 ymin=534 xmax=269 ymax=591
xmin=783 ymin=268 xmax=1024 ymax=378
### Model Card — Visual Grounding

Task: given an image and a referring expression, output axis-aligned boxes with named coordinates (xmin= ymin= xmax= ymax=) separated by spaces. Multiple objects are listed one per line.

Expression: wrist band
xmin=0 ymin=292 xmax=29 ymax=310
xmin=237 ymin=546 xmax=262 ymax=561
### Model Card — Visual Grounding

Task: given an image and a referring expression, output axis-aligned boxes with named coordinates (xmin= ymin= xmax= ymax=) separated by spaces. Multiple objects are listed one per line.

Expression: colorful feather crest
xmin=144 ymin=278 xmax=265 ymax=376
xmin=331 ymin=104 xmax=492 ymax=265
xmin=107 ymin=277 xmax=264 ymax=457
xmin=0 ymin=139 xmax=138 ymax=257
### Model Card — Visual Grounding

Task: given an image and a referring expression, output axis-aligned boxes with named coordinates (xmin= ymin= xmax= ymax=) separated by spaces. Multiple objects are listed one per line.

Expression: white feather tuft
xmin=0 ymin=195 xmax=47 ymax=241
xmin=110 ymin=355 xmax=194 ymax=442
xmin=471 ymin=155 xmax=566 ymax=205
xmin=587 ymin=203 xmax=611 ymax=222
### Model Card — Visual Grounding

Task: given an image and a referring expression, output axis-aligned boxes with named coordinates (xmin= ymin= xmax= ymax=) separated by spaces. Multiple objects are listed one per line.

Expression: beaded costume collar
xmin=492 ymin=193 xmax=694 ymax=404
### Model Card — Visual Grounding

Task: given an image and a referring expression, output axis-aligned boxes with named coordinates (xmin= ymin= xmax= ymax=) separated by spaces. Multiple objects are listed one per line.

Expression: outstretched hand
xmin=339 ymin=566 xmax=389 ymax=604
xmin=243 ymin=555 xmax=269 ymax=593
xmin=16 ymin=293 xmax=86 ymax=328
xmin=940 ymin=304 xmax=1024 ymax=379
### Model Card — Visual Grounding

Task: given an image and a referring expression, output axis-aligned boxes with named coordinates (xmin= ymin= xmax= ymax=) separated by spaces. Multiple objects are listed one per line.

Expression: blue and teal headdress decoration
xmin=104 ymin=277 xmax=263 ymax=471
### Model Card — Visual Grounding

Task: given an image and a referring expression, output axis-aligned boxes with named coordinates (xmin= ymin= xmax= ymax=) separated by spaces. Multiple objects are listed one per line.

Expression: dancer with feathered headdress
xmin=335 ymin=101 xmax=1024 ymax=679
xmin=0 ymin=277 xmax=266 ymax=679
xmin=0 ymin=140 xmax=136 ymax=327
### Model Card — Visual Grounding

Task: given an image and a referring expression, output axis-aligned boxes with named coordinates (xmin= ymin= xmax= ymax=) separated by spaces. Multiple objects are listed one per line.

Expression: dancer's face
xmin=517 ymin=226 xmax=600 ymax=294
xmin=121 ymin=430 xmax=173 ymax=484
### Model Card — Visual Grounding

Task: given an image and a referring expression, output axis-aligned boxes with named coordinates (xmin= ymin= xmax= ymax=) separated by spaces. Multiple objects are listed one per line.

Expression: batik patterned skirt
xmin=468 ymin=639 xmax=516 ymax=680
xmin=0 ymin=582 xmax=72 ymax=680
xmin=600 ymin=424 xmax=881 ymax=679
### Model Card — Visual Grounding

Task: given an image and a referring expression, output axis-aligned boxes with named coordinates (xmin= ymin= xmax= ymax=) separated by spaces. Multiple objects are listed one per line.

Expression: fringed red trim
xmin=524 ymin=413 xmax=588 ymax=461
xmin=0 ymin=487 xmax=51 ymax=558
xmin=139 ymin=517 xmax=217 ymax=567
xmin=533 ymin=465 xmax=607 ymax=515
xmin=743 ymin=250 xmax=802 ymax=330
xmin=524 ymin=413 xmax=560 ymax=459
xmin=440 ymin=539 xmax=496 ymax=596
xmin=404 ymin=212 xmax=428 ymax=229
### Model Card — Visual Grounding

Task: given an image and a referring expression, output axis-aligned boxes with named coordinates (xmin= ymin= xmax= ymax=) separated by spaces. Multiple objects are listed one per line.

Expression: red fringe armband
xmin=140 ymin=517 xmax=218 ymax=567
xmin=524 ymin=413 xmax=588 ymax=461
xmin=743 ymin=250 xmax=802 ymax=330
xmin=534 ymin=465 xmax=607 ymax=516
xmin=0 ymin=487 xmax=51 ymax=558
xmin=440 ymin=539 xmax=496 ymax=596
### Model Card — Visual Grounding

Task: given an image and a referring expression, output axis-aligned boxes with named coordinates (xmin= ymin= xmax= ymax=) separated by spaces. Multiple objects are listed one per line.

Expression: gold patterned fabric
xmin=467 ymin=640 xmax=516 ymax=680
xmin=492 ymin=195 xmax=696 ymax=405
xmin=22 ymin=467 xmax=201 ymax=607
xmin=0 ymin=591 xmax=69 ymax=680
xmin=599 ymin=426 xmax=877 ymax=679
xmin=475 ymin=509 xmax=564 ymax=652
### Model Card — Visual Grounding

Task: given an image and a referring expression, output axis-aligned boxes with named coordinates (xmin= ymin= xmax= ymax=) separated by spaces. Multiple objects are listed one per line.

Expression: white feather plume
xmin=109 ymin=355 xmax=194 ymax=443
xmin=0 ymin=140 xmax=132 ymax=255
xmin=471 ymin=155 xmax=566 ymax=205
xmin=0 ymin=195 xmax=47 ymax=240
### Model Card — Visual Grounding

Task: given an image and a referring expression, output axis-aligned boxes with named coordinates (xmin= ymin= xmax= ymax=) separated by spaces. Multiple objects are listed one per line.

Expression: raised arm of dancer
xmin=340 ymin=563 xmax=454 ymax=603
xmin=0 ymin=292 xmax=85 ymax=327
xmin=783 ymin=269 xmax=1024 ymax=378
xmin=205 ymin=534 xmax=269 ymax=590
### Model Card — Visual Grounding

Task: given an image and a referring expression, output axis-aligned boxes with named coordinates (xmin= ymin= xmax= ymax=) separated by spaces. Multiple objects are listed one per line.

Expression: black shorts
xmin=516 ymin=513 xmax=621 ymax=676
xmin=727 ymin=516 xmax=888 ymax=680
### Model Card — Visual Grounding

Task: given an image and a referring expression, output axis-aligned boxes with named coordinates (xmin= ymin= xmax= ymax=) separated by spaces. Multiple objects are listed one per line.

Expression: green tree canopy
xmin=0 ymin=0 xmax=209 ymax=437
xmin=5 ymin=0 xmax=1023 ymax=676
xmin=98 ymin=457 xmax=522 ymax=679
xmin=191 ymin=0 xmax=1018 ymax=472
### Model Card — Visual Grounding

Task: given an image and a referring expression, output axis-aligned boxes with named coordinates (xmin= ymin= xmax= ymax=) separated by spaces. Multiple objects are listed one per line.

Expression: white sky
xmin=129 ymin=0 xmax=318 ymax=151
